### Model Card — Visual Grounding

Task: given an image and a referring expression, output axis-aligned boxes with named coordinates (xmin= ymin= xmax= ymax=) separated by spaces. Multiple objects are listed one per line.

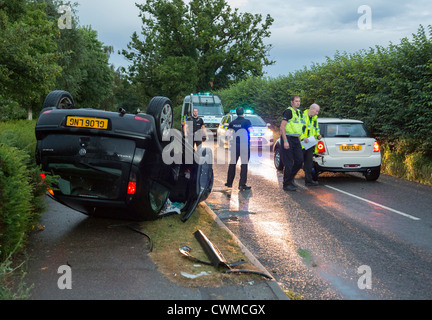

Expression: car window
xmin=149 ymin=181 xmax=170 ymax=212
xmin=231 ymin=115 xmax=266 ymax=126
xmin=321 ymin=123 xmax=368 ymax=137
xmin=48 ymin=162 xmax=124 ymax=199
xmin=195 ymin=105 xmax=224 ymax=115
xmin=246 ymin=115 xmax=266 ymax=126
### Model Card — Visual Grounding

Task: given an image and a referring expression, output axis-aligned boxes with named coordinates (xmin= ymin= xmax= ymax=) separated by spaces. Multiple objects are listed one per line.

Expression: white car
xmin=217 ymin=111 xmax=274 ymax=150
xmin=274 ymin=118 xmax=381 ymax=181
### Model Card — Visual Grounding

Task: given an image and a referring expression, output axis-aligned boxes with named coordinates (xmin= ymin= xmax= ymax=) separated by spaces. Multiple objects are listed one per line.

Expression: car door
xmin=166 ymin=138 xmax=214 ymax=222
xmin=180 ymin=147 xmax=214 ymax=222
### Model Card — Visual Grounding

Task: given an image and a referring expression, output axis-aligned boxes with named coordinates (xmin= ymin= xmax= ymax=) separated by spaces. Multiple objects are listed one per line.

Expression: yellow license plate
xmin=340 ymin=144 xmax=362 ymax=151
xmin=66 ymin=116 xmax=108 ymax=130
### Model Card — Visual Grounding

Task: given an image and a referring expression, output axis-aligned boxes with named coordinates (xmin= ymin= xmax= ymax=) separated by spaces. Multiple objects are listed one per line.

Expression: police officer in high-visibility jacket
xmin=300 ymin=104 xmax=322 ymax=186
xmin=279 ymin=95 xmax=304 ymax=191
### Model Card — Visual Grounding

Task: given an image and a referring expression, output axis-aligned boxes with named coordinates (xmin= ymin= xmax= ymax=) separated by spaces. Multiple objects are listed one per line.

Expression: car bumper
xmin=313 ymin=154 xmax=381 ymax=172
xmin=205 ymin=123 xmax=219 ymax=133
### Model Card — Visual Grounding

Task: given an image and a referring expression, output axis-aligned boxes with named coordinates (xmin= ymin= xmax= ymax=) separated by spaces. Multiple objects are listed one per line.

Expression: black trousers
xmin=302 ymin=147 xmax=315 ymax=183
xmin=227 ymin=143 xmax=250 ymax=187
xmin=281 ymin=136 xmax=303 ymax=186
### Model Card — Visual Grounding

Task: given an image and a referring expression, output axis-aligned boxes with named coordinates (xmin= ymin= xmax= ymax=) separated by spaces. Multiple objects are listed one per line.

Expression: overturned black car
xmin=35 ymin=90 xmax=213 ymax=221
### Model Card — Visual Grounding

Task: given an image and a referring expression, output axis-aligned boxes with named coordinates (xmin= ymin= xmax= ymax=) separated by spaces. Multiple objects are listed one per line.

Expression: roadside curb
xmin=201 ymin=202 xmax=289 ymax=300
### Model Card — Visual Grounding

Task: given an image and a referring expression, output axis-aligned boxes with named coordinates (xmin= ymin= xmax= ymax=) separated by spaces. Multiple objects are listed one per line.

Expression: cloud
xmin=73 ymin=0 xmax=142 ymax=70
xmin=258 ymin=0 xmax=432 ymax=75
xmin=72 ymin=0 xmax=432 ymax=77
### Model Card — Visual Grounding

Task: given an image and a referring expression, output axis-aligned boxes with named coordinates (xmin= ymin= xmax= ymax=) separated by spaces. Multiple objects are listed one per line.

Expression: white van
xmin=181 ymin=93 xmax=224 ymax=135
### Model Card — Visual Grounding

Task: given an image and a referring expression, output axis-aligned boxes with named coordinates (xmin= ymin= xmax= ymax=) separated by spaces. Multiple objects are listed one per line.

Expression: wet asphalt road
xmin=206 ymin=142 xmax=432 ymax=300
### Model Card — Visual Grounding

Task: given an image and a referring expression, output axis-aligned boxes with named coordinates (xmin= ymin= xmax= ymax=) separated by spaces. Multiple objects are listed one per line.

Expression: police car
xmin=274 ymin=117 xmax=381 ymax=181
xmin=217 ymin=109 xmax=274 ymax=149
xmin=36 ymin=90 xmax=214 ymax=221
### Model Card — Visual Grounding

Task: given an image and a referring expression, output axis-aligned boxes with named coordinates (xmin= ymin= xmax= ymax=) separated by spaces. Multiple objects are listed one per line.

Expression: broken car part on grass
xmin=179 ymin=229 xmax=272 ymax=280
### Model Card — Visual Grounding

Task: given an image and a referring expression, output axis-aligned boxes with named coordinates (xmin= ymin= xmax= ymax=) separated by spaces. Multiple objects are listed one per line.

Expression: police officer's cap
xmin=236 ymin=107 xmax=244 ymax=115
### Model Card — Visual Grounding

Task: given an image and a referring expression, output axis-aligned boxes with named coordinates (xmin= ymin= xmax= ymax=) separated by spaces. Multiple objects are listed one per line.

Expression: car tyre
xmin=147 ymin=96 xmax=173 ymax=143
xmin=43 ymin=90 xmax=75 ymax=109
xmin=274 ymin=147 xmax=284 ymax=170
xmin=365 ymin=169 xmax=380 ymax=181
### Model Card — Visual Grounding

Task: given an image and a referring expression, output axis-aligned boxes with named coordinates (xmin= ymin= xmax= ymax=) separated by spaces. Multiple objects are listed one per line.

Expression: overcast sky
xmin=72 ymin=0 xmax=432 ymax=78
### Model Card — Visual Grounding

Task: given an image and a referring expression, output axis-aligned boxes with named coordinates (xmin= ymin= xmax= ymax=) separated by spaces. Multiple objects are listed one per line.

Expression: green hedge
xmin=0 ymin=120 xmax=46 ymax=262
xmin=0 ymin=143 xmax=34 ymax=261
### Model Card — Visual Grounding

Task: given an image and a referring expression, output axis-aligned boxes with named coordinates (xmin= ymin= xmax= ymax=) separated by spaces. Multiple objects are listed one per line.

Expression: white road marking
xmin=324 ymin=185 xmax=421 ymax=221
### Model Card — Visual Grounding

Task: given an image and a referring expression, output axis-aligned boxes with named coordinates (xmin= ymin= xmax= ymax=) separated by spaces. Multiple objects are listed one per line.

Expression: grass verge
xmin=139 ymin=204 xmax=264 ymax=288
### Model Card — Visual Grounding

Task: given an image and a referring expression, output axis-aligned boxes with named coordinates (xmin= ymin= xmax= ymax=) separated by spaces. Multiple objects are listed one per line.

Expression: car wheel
xmin=43 ymin=90 xmax=75 ymax=109
xmin=146 ymin=96 xmax=173 ymax=143
xmin=365 ymin=169 xmax=380 ymax=181
xmin=274 ymin=147 xmax=284 ymax=170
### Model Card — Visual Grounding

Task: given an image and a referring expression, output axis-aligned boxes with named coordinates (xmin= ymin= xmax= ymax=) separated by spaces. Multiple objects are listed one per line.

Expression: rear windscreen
xmin=48 ymin=162 xmax=125 ymax=199
xmin=39 ymin=134 xmax=136 ymax=199
xmin=321 ymin=123 xmax=367 ymax=137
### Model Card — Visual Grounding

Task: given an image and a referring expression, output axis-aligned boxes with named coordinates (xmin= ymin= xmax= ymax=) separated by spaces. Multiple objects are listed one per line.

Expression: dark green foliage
xmin=0 ymin=0 xmax=116 ymax=119
xmin=122 ymin=0 xmax=274 ymax=105
xmin=0 ymin=143 xmax=33 ymax=262
xmin=0 ymin=0 xmax=62 ymax=119
xmin=0 ymin=121 xmax=47 ymax=262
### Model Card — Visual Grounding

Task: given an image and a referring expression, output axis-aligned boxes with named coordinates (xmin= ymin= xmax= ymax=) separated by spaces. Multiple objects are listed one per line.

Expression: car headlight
xmin=264 ymin=128 xmax=273 ymax=137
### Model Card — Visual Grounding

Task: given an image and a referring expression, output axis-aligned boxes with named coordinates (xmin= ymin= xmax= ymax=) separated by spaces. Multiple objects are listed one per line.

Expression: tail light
xmin=373 ymin=141 xmax=380 ymax=152
xmin=127 ymin=171 xmax=137 ymax=198
xmin=127 ymin=182 xmax=137 ymax=195
xmin=317 ymin=141 xmax=326 ymax=153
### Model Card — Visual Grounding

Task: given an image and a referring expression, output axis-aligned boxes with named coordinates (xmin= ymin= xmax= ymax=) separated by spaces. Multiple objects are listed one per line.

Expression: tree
xmin=73 ymin=26 xmax=114 ymax=108
xmin=121 ymin=0 xmax=274 ymax=105
xmin=0 ymin=0 xmax=62 ymax=119
xmin=37 ymin=0 xmax=114 ymax=110
xmin=39 ymin=0 xmax=87 ymax=99
xmin=111 ymin=68 xmax=144 ymax=113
